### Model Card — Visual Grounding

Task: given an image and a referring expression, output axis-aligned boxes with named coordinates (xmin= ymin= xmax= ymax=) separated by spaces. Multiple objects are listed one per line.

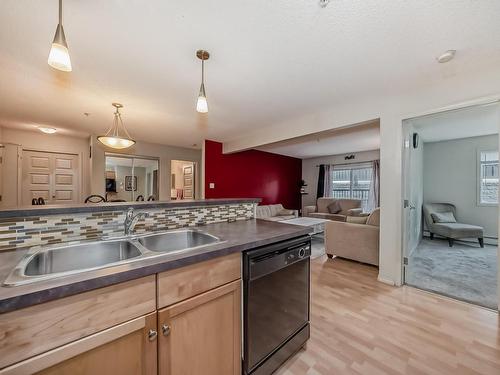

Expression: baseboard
xmin=377 ymin=274 xmax=397 ymax=286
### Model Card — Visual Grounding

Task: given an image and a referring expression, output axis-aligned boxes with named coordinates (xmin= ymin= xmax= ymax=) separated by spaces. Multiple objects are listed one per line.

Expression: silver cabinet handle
xmin=148 ymin=329 xmax=158 ymax=341
xmin=162 ymin=324 xmax=171 ymax=336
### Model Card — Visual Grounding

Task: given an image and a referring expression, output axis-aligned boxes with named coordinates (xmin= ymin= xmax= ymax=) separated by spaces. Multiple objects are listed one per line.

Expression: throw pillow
xmin=327 ymin=201 xmax=341 ymax=214
xmin=278 ymin=209 xmax=295 ymax=216
xmin=346 ymin=216 xmax=368 ymax=224
xmin=431 ymin=212 xmax=457 ymax=223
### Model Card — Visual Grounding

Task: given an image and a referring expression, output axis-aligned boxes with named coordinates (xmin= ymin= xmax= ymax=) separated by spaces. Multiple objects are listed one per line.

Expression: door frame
xmin=400 ymin=98 xmax=500 ymax=310
xmin=20 ymin=148 xmax=83 ymax=205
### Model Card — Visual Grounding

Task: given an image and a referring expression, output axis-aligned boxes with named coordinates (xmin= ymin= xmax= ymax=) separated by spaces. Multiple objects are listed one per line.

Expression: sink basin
xmin=137 ymin=230 xmax=220 ymax=253
xmin=3 ymin=229 xmax=222 ymax=287
xmin=4 ymin=240 xmax=142 ymax=286
xmin=24 ymin=240 xmax=142 ymax=276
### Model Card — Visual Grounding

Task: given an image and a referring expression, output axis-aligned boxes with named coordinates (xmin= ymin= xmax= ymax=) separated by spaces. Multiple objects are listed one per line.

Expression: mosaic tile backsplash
xmin=0 ymin=203 xmax=255 ymax=251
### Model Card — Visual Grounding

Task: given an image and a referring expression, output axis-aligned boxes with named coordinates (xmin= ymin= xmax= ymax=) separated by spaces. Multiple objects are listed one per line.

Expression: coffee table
xmin=281 ymin=217 xmax=330 ymax=236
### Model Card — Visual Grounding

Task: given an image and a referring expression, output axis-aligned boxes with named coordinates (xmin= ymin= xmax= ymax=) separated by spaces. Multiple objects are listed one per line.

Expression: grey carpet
xmin=311 ymin=234 xmax=326 ymax=259
xmin=407 ymin=238 xmax=498 ymax=309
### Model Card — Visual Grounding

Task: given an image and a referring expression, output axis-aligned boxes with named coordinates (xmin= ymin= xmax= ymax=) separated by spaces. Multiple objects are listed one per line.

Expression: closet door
xmin=22 ymin=150 xmax=79 ymax=205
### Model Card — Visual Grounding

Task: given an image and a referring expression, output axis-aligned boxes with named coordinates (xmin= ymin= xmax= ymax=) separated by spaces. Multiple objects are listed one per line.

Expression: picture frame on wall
xmin=125 ymin=176 xmax=137 ymax=191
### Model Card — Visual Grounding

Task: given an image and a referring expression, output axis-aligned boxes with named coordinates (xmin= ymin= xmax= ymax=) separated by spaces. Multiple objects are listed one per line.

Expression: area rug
xmin=407 ymin=238 xmax=498 ymax=309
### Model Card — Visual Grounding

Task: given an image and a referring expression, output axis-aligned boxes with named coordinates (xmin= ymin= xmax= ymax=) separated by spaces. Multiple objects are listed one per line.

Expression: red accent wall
xmin=204 ymin=140 xmax=302 ymax=209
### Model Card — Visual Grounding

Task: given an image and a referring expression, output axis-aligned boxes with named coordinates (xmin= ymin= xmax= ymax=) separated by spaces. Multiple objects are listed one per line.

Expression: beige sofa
xmin=255 ymin=204 xmax=298 ymax=222
xmin=325 ymin=208 xmax=380 ymax=266
xmin=304 ymin=198 xmax=363 ymax=222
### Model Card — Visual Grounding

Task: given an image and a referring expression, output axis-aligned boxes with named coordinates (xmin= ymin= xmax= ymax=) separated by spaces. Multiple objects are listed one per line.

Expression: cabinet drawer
xmin=157 ymin=253 xmax=241 ymax=308
xmin=0 ymin=275 xmax=156 ymax=369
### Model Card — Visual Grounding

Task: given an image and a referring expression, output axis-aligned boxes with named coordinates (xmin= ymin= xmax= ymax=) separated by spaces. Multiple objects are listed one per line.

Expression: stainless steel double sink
xmin=4 ymin=230 xmax=222 ymax=286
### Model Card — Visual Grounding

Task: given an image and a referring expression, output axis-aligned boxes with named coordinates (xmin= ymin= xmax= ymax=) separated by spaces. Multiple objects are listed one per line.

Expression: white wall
xmin=423 ymin=134 xmax=499 ymax=241
xmin=223 ymin=65 xmax=500 ymax=287
xmin=301 ymin=149 xmax=380 ymax=210
xmin=90 ymin=135 xmax=201 ymax=201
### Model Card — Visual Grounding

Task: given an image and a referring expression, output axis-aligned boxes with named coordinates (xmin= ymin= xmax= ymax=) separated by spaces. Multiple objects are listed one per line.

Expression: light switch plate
xmin=209 ymin=183 xmax=215 ymax=189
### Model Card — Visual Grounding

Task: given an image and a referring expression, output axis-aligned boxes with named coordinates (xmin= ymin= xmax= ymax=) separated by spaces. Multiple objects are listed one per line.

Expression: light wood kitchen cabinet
xmin=0 ymin=275 xmax=156 ymax=369
xmin=0 ymin=313 xmax=157 ymax=375
xmin=158 ymin=280 xmax=241 ymax=375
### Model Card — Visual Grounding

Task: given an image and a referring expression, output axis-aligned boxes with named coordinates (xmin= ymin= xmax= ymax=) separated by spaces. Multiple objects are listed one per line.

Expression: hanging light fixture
xmin=97 ymin=103 xmax=136 ymax=149
xmin=48 ymin=0 xmax=72 ymax=72
xmin=196 ymin=50 xmax=210 ymax=113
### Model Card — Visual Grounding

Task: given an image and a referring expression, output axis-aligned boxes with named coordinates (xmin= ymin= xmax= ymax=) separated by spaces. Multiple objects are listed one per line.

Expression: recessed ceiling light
xmin=38 ymin=126 xmax=57 ymax=134
xmin=319 ymin=0 xmax=330 ymax=8
xmin=436 ymin=50 xmax=456 ymax=63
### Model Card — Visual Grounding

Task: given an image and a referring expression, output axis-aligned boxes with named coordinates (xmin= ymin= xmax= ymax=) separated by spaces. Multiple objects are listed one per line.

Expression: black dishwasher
xmin=243 ymin=235 xmax=311 ymax=375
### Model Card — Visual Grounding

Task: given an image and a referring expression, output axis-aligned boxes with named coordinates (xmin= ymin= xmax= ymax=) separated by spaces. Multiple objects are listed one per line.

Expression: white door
xmin=22 ymin=150 xmax=80 ymax=205
xmin=183 ymin=164 xmax=194 ymax=199
xmin=402 ymin=121 xmax=424 ymax=283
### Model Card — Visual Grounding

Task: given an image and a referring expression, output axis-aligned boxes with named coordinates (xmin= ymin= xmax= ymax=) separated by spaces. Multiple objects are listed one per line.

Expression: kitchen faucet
xmin=124 ymin=207 xmax=146 ymax=236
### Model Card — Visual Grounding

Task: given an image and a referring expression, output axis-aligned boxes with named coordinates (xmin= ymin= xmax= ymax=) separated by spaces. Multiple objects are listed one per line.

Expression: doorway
xmin=21 ymin=150 xmax=80 ymax=205
xmin=402 ymin=102 xmax=499 ymax=309
xmin=171 ymin=160 xmax=196 ymax=200
xmin=105 ymin=154 xmax=159 ymax=202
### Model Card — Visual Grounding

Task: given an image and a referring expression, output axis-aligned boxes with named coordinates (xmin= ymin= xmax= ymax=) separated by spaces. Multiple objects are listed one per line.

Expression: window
xmin=331 ymin=163 xmax=373 ymax=211
xmin=479 ymin=150 xmax=499 ymax=205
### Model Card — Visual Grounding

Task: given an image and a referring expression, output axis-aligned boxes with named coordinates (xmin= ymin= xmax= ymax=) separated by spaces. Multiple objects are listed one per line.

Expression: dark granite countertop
xmin=0 ymin=198 xmax=261 ymax=219
xmin=0 ymin=219 xmax=311 ymax=314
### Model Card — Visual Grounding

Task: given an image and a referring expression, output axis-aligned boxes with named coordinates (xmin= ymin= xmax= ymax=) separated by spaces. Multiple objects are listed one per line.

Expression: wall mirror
xmin=105 ymin=154 xmax=159 ymax=202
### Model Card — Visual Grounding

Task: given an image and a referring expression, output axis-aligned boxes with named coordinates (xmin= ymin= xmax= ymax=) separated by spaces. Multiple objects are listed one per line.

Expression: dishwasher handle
xmin=248 ymin=244 xmax=310 ymax=281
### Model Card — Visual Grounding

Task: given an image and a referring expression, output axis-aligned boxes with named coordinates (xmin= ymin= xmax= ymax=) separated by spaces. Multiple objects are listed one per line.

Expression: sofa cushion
xmin=433 ymin=223 xmax=483 ymax=238
xmin=327 ymin=201 xmax=341 ymax=214
xmin=268 ymin=204 xmax=284 ymax=217
xmin=279 ymin=209 xmax=295 ymax=216
xmin=255 ymin=205 xmax=271 ymax=218
xmin=431 ymin=211 xmax=456 ymax=223
xmin=346 ymin=216 xmax=368 ymax=224
xmin=309 ymin=212 xmax=346 ymax=221
xmin=338 ymin=199 xmax=362 ymax=215
xmin=366 ymin=208 xmax=380 ymax=226
xmin=317 ymin=198 xmax=337 ymax=213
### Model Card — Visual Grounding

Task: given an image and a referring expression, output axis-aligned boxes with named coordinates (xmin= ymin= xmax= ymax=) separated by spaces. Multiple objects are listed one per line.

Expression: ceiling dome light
xmin=436 ymin=50 xmax=456 ymax=63
xmin=97 ymin=103 xmax=136 ymax=149
xmin=48 ymin=0 xmax=72 ymax=72
xmin=38 ymin=126 xmax=57 ymax=134
xmin=196 ymin=50 xmax=210 ymax=113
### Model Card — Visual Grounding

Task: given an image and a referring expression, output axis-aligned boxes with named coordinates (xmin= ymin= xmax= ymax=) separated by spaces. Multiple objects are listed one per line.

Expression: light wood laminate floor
xmin=276 ymin=256 xmax=500 ymax=375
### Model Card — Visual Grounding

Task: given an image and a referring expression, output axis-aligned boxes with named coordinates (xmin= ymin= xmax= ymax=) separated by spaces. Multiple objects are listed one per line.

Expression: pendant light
xmin=97 ymin=103 xmax=136 ymax=149
xmin=48 ymin=0 xmax=72 ymax=72
xmin=196 ymin=50 xmax=210 ymax=113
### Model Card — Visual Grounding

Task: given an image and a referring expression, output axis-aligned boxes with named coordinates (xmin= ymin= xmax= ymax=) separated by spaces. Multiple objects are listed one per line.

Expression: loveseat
xmin=303 ymin=198 xmax=363 ymax=222
xmin=325 ymin=208 xmax=380 ymax=265
xmin=255 ymin=204 xmax=298 ymax=222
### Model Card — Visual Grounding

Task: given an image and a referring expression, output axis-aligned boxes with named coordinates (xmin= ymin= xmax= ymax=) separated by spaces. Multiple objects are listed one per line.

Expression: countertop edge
xmin=0 ymin=198 xmax=261 ymax=219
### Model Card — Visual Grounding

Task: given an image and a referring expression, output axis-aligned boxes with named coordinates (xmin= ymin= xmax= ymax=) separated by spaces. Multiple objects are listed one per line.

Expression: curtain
xmin=367 ymin=160 xmax=380 ymax=212
xmin=316 ymin=164 xmax=325 ymax=198
xmin=323 ymin=164 xmax=332 ymax=197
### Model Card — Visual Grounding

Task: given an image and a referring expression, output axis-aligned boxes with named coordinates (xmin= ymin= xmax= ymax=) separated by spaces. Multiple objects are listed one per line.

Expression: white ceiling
xmin=1 ymin=1 xmax=500 ymax=149
xmin=410 ymin=102 xmax=499 ymax=143
xmin=257 ymin=120 xmax=380 ymax=159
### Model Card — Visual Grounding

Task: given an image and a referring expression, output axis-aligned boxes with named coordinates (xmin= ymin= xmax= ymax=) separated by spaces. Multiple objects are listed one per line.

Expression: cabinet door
xmin=0 ymin=313 xmax=157 ymax=375
xmin=158 ymin=280 xmax=241 ymax=375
